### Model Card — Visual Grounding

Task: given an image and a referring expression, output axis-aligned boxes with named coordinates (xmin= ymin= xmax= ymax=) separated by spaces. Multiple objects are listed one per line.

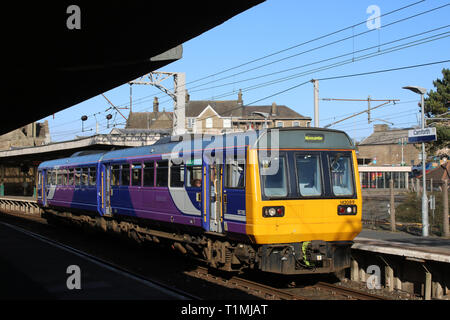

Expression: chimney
xmin=271 ymin=102 xmax=277 ymax=116
xmin=237 ymin=89 xmax=243 ymax=105
xmin=374 ymin=124 xmax=388 ymax=132
xmin=185 ymin=89 xmax=190 ymax=103
xmin=153 ymin=97 xmax=159 ymax=113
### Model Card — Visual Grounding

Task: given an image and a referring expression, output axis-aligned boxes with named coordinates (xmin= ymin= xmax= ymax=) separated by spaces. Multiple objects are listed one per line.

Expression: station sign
xmin=408 ymin=127 xmax=437 ymax=143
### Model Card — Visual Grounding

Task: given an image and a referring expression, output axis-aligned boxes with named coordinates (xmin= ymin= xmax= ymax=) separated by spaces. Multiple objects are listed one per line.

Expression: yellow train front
xmin=244 ymin=128 xmax=362 ymax=275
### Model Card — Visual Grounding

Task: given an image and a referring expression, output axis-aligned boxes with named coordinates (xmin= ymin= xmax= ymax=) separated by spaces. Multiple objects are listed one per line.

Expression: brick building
xmin=0 ymin=121 xmax=50 ymax=151
xmin=357 ymin=124 xmax=421 ymax=166
xmin=185 ymin=89 xmax=311 ymax=134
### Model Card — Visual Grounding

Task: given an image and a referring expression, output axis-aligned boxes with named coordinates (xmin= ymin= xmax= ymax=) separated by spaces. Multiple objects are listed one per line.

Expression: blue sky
xmin=44 ymin=0 xmax=450 ymax=143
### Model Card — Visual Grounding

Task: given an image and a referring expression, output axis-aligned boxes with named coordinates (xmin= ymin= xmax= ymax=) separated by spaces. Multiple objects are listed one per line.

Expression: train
xmin=37 ymin=127 xmax=362 ymax=275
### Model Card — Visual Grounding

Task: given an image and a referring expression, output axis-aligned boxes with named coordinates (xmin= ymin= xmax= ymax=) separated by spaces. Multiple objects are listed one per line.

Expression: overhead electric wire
xmin=193 ymin=59 xmax=450 ymax=124
xmin=320 ymin=99 xmax=419 ymax=123
xmin=186 ymin=3 xmax=450 ymax=92
xmin=186 ymin=26 xmax=450 ymax=95
xmin=48 ymin=1 xmax=449 ymax=140
xmin=167 ymin=0 xmax=429 ymax=89
xmin=130 ymin=25 xmax=450 ymax=114
xmin=316 ymin=59 xmax=450 ymax=82
xmin=112 ymin=0 xmax=430 ymax=109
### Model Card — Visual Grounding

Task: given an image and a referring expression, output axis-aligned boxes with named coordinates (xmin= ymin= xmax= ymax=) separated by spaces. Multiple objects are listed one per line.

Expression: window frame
xmin=121 ymin=163 xmax=130 ymax=186
xmin=131 ymin=162 xmax=142 ymax=187
xmin=89 ymin=167 xmax=97 ymax=187
xmin=224 ymin=159 xmax=246 ymax=189
xmin=294 ymin=152 xmax=324 ymax=198
xmin=205 ymin=117 xmax=213 ymax=128
xmin=328 ymin=152 xmax=356 ymax=198
xmin=169 ymin=160 xmax=185 ymax=188
xmin=143 ymin=161 xmax=155 ymax=187
xmin=259 ymin=153 xmax=289 ymax=199
xmin=186 ymin=164 xmax=202 ymax=188
xmin=155 ymin=160 xmax=169 ymax=187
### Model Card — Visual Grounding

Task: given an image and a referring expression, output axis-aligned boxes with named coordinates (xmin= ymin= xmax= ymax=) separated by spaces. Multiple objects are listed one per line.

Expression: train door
xmin=222 ymin=154 xmax=246 ymax=222
xmin=40 ymin=169 xmax=48 ymax=206
xmin=101 ymin=164 xmax=112 ymax=216
xmin=203 ymin=161 xmax=224 ymax=233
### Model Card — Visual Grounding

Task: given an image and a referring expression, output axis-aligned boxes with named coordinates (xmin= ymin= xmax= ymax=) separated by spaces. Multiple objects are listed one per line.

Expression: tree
xmin=424 ymin=68 xmax=450 ymax=155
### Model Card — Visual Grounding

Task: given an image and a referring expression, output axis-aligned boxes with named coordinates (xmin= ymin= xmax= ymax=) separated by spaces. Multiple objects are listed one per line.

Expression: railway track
xmin=308 ymin=281 xmax=388 ymax=300
xmin=185 ymin=266 xmax=308 ymax=300
xmin=185 ymin=266 xmax=389 ymax=300
xmin=0 ymin=209 xmax=390 ymax=300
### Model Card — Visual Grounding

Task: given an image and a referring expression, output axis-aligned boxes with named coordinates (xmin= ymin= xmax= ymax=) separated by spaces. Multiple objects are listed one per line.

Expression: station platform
xmin=354 ymin=229 xmax=450 ymax=263
xmin=0 ymin=222 xmax=192 ymax=300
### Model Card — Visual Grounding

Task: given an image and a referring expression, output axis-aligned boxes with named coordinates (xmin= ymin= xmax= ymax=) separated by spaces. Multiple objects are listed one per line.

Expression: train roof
xmin=38 ymin=152 xmax=107 ymax=169
xmin=254 ymin=127 xmax=354 ymax=150
xmin=38 ymin=128 xmax=354 ymax=169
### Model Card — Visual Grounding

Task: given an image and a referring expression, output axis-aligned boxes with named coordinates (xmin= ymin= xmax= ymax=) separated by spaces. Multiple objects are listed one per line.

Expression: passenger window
xmin=81 ymin=168 xmax=89 ymax=186
xmin=156 ymin=160 xmax=168 ymax=187
xmin=131 ymin=163 xmax=142 ymax=186
xmin=111 ymin=165 xmax=120 ymax=186
xmin=186 ymin=165 xmax=202 ymax=187
xmin=89 ymin=167 xmax=96 ymax=186
xmin=68 ymin=169 xmax=74 ymax=185
xmin=224 ymin=160 xmax=245 ymax=189
xmin=62 ymin=169 xmax=68 ymax=185
xmin=56 ymin=170 xmax=63 ymax=185
xmin=260 ymin=156 xmax=288 ymax=197
xmin=75 ymin=168 xmax=81 ymax=186
xmin=170 ymin=160 xmax=184 ymax=188
xmin=143 ymin=162 xmax=154 ymax=187
xmin=121 ymin=164 xmax=130 ymax=186
xmin=330 ymin=154 xmax=354 ymax=196
xmin=296 ymin=154 xmax=322 ymax=196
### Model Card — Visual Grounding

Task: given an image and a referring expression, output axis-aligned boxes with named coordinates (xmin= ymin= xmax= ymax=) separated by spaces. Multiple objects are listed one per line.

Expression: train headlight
xmin=337 ymin=205 xmax=357 ymax=215
xmin=263 ymin=206 xmax=285 ymax=218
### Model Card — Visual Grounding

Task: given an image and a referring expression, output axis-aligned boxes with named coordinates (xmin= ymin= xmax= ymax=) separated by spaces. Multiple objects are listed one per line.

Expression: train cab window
xmin=89 ymin=167 xmax=96 ymax=186
xmin=143 ymin=162 xmax=154 ymax=187
xmin=170 ymin=160 xmax=184 ymax=188
xmin=68 ymin=169 xmax=74 ymax=185
xmin=186 ymin=165 xmax=202 ymax=187
xmin=156 ymin=160 xmax=168 ymax=187
xmin=224 ymin=160 xmax=245 ymax=189
xmin=260 ymin=156 xmax=288 ymax=198
xmin=131 ymin=163 xmax=142 ymax=186
xmin=330 ymin=154 xmax=354 ymax=196
xmin=111 ymin=165 xmax=120 ymax=186
xmin=121 ymin=164 xmax=130 ymax=186
xmin=295 ymin=154 xmax=322 ymax=196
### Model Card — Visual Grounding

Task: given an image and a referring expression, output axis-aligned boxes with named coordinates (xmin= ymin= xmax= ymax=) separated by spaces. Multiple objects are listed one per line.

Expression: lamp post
xmin=402 ymin=85 xmax=428 ymax=236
